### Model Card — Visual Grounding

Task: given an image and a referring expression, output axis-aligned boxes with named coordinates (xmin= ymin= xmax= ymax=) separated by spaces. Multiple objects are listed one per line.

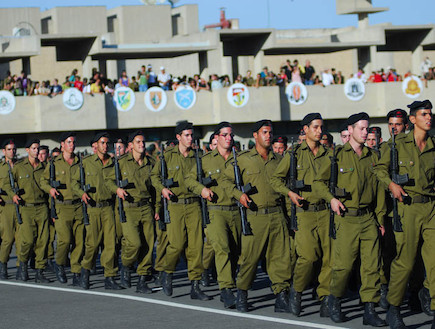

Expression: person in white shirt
xmin=321 ymin=69 xmax=335 ymax=86
xmin=158 ymin=67 xmax=171 ymax=90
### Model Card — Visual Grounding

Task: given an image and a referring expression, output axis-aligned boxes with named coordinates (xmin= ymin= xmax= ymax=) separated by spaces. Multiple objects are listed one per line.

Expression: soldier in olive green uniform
xmin=313 ymin=112 xmax=386 ymax=327
xmin=271 ymin=113 xmax=332 ymax=317
xmin=185 ymin=122 xmax=241 ymax=308
xmin=0 ymin=139 xmax=20 ymax=280
xmin=151 ymin=121 xmax=211 ymax=301
xmin=223 ymin=120 xmax=292 ymax=313
xmin=374 ymin=100 xmax=435 ymax=329
xmin=6 ymin=139 xmax=49 ymax=283
xmin=72 ymin=132 xmax=121 ymax=290
xmin=40 ymin=132 xmax=84 ymax=285
xmin=105 ymin=130 xmax=156 ymax=293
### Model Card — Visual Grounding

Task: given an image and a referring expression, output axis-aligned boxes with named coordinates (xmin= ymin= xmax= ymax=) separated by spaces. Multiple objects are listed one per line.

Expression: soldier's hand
xmin=81 ymin=193 xmax=91 ymax=205
xmin=379 ymin=225 xmax=385 ymax=236
xmin=239 ymin=193 xmax=251 ymax=208
xmin=12 ymin=194 xmax=21 ymax=205
xmin=154 ymin=213 xmax=160 ymax=221
xmin=201 ymin=187 xmax=214 ymax=201
xmin=288 ymin=191 xmax=304 ymax=207
xmin=50 ymin=188 xmax=59 ymax=199
xmin=116 ymin=188 xmax=128 ymax=200
xmin=162 ymin=188 xmax=174 ymax=200
xmin=388 ymin=182 xmax=407 ymax=202
xmin=330 ymin=198 xmax=345 ymax=216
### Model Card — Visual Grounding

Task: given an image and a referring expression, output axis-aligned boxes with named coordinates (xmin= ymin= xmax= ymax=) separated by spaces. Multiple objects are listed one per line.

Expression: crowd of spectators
xmin=1 ymin=57 xmax=431 ymax=97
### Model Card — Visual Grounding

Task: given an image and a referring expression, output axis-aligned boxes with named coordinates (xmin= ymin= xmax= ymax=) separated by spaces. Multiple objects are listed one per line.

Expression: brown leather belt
xmin=342 ymin=207 xmax=370 ymax=217
xmin=247 ymin=206 xmax=282 ymax=215
xmin=124 ymin=199 xmax=151 ymax=208
xmin=169 ymin=197 xmax=199 ymax=205
xmin=296 ymin=202 xmax=327 ymax=213
xmin=56 ymin=199 xmax=81 ymax=205
xmin=89 ymin=200 xmax=113 ymax=208
xmin=411 ymin=195 xmax=435 ymax=204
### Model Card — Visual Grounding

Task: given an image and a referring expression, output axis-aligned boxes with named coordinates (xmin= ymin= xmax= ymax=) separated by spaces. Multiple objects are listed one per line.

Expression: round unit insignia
xmin=285 ymin=81 xmax=308 ymax=105
xmin=62 ymin=87 xmax=84 ymax=111
xmin=114 ymin=87 xmax=136 ymax=112
xmin=174 ymin=85 xmax=196 ymax=110
xmin=227 ymin=83 xmax=249 ymax=108
xmin=0 ymin=90 xmax=16 ymax=115
xmin=344 ymin=78 xmax=365 ymax=101
xmin=402 ymin=76 xmax=423 ymax=99
xmin=145 ymin=86 xmax=167 ymax=112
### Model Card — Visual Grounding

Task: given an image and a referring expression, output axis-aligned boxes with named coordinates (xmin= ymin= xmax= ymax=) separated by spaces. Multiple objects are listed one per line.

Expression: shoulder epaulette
xmin=14 ymin=158 xmax=25 ymax=165
xmin=395 ymin=132 xmax=407 ymax=141
xmin=237 ymin=150 xmax=250 ymax=157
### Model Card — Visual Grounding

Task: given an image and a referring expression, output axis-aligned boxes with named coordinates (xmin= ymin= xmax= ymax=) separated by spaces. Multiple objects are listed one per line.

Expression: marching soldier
xmin=151 ymin=121 xmax=212 ymax=301
xmin=6 ymin=139 xmax=49 ymax=282
xmin=105 ymin=130 xmax=156 ymax=293
xmin=366 ymin=127 xmax=383 ymax=151
xmin=73 ymin=132 xmax=121 ymax=290
xmin=270 ymin=113 xmax=332 ymax=317
xmin=0 ymin=139 xmax=20 ymax=279
xmin=374 ymin=100 xmax=435 ymax=329
xmin=314 ymin=112 xmax=386 ymax=326
xmin=223 ymin=120 xmax=292 ymax=313
xmin=272 ymin=136 xmax=288 ymax=155
xmin=40 ymin=132 xmax=84 ymax=286
xmin=185 ymin=122 xmax=241 ymax=308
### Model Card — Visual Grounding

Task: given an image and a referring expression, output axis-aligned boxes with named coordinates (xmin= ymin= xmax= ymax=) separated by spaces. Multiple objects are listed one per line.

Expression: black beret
xmin=387 ymin=109 xmax=408 ymax=123
xmin=114 ymin=137 xmax=127 ymax=146
xmin=59 ymin=131 xmax=76 ymax=142
xmin=25 ymin=139 xmax=40 ymax=148
xmin=251 ymin=119 xmax=272 ymax=133
xmin=347 ymin=112 xmax=369 ymax=126
xmin=368 ymin=126 xmax=382 ymax=138
xmin=166 ymin=139 xmax=178 ymax=147
xmin=51 ymin=147 xmax=61 ymax=155
xmin=91 ymin=132 xmax=110 ymax=145
xmin=146 ymin=144 xmax=156 ymax=153
xmin=175 ymin=121 xmax=193 ymax=135
xmin=1 ymin=138 xmax=15 ymax=149
xmin=321 ymin=132 xmax=333 ymax=143
xmin=127 ymin=130 xmax=145 ymax=143
xmin=214 ymin=121 xmax=232 ymax=135
xmin=407 ymin=100 xmax=432 ymax=111
xmin=39 ymin=145 xmax=49 ymax=152
xmin=272 ymin=136 xmax=288 ymax=145
xmin=300 ymin=113 xmax=322 ymax=127
xmin=209 ymin=133 xmax=216 ymax=144
xmin=339 ymin=123 xmax=349 ymax=133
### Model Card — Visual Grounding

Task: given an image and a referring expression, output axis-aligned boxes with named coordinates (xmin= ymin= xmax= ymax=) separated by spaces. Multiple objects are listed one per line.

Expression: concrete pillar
xmin=106 ymin=60 xmax=118 ymax=81
xmin=351 ymin=48 xmax=359 ymax=75
xmin=82 ymin=56 xmax=95 ymax=80
xmin=254 ymin=50 xmax=264 ymax=77
xmin=369 ymin=45 xmax=377 ymax=72
xmin=412 ymin=45 xmax=423 ymax=76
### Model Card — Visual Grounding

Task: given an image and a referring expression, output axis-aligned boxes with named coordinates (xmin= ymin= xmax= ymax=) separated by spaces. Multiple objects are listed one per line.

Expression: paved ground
xmin=0 ymin=255 xmax=432 ymax=329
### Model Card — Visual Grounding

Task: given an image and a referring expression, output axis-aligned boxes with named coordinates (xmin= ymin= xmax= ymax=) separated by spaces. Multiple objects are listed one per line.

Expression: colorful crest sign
xmin=402 ymin=76 xmax=423 ymax=99
xmin=114 ymin=87 xmax=135 ymax=112
xmin=227 ymin=83 xmax=249 ymax=108
xmin=286 ymin=82 xmax=308 ymax=105
xmin=0 ymin=90 xmax=16 ymax=115
xmin=174 ymin=85 xmax=196 ymax=110
xmin=145 ymin=86 xmax=167 ymax=112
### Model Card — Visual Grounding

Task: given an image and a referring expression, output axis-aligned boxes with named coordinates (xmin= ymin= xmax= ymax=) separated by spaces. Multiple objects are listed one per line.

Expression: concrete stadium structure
xmin=0 ymin=0 xmax=434 ymax=152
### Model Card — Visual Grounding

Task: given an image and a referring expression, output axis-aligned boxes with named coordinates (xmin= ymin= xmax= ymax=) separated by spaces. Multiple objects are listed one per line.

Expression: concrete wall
xmin=0 ymin=7 xmax=41 ymax=36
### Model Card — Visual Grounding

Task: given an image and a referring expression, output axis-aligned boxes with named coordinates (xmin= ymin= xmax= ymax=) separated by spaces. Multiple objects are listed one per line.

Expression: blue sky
xmin=2 ymin=0 xmax=434 ymax=30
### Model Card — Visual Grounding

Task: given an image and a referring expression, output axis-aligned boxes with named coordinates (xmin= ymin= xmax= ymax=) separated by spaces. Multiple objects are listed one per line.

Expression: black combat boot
xmin=275 ymin=289 xmax=291 ymax=313
xmin=161 ymin=272 xmax=173 ymax=296
xmin=55 ymin=264 xmax=67 ymax=283
xmin=0 ymin=262 xmax=8 ymax=280
xmin=46 ymin=259 xmax=55 ymax=273
xmin=329 ymin=294 xmax=346 ymax=323
xmin=289 ymin=286 xmax=302 ymax=316
xmin=19 ymin=261 xmax=29 ymax=282
xmin=386 ymin=305 xmax=406 ymax=329
xmin=236 ymin=289 xmax=248 ymax=312
xmin=320 ymin=296 xmax=330 ymax=317
xmin=136 ymin=276 xmax=153 ymax=294
xmin=379 ymin=284 xmax=389 ymax=310
xmin=220 ymin=288 xmax=236 ymax=309
xmin=419 ymin=287 xmax=435 ymax=316
xmin=154 ymin=271 xmax=163 ymax=287
xmin=35 ymin=269 xmax=50 ymax=283
xmin=104 ymin=277 xmax=122 ymax=290
xmin=432 ymin=314 xmax=435 ymax=329
xmin=363 ymin=302 xmax=387 ymax=327
xmin=15 ymin=265 xmax=21 ymax=280
xmin=191 ymin=280 xmax=212 ymax=300
xmin=120 ymin=265 xmax=131 ymax=289
xmin=200 ymin=269 xmax=211 ymax=287
xmin=80 ymin=268 xmax=90 ymax=290
xmin=72 ymin=273 xmax=81 ymax=286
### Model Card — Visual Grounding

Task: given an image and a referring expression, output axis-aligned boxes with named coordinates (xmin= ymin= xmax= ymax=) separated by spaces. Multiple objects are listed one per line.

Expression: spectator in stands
xmin=138 ymin=65 xmax=148 ymax=92
xmin=74 ymin=76 xmax=84 ymax=91
xmin=420 ymin=56 xmax=432 ymax=79
xmin=291 ymin=66 xmax=302 ymax=83
xmin=336 ymin=70 xmax=344 ymax=84
xmin=284 ymin=60 xmax=293 ymax=81
xmin=255 ymin=73 xmax=265 ymax=88
xmin=304 ymin=60 xmax=315 ymax=85
xmin=234 ymin=74 xmax=242 ymax=83
xmin=120 ymin=70 xmax=129 ymax=87
xmin=210 ymin=74 xmax=223 ymax=90
xmin=158 ymin=66 xmax=171 ymax=91
xmin=69 ymin=69 xmax=78 ymax=83
xmin=260 ymin=66 xmax=269 ymax=79
xmin=104 ymin=81 xmax=115 ymax=96
xmin=50 ymin=79 xmax=63 ymax=96
xmin=90 ymin=78 xmax=103 ymax=94
xmin=265 ymin=71 xmax=277 ymax=86
xmin=18 ymin=71 xmax=30 ymax=96
xmin=147 ymin=64 xmax=157 ymax=87
xmin=242 ymin=70 xmax=255 ymax=86
xmin=83 ymin=78 xmax=91 ymax=94
xmin=386 ymin=67 xmax=397 ymax=82
xmin=188 ymin=78 xmax=197 ymax=89
xmin=321 ymin=69 xmax=335 ymax=86
xmin=277 ymin=68 xmax=288 ymax=86
xmin=62 ymin=77 xmax=71 ymax=91
xmin=37 ymin=81 xmax=51 ymax=96
xmin=129 ymin=76 xmax=139 ymax=91
xmin=293 ymin=59 xmax=305 ymax=75
xmin=196 ymin=77 xmax=210 ymax=91
xmin=222 ymin=75 xmax=231 ymax=87
xmin=171 ymin=78 xmax=180 ymax=90
xmin=314 ymin=75 xmax=322 ymax=85
xmin=355 ymin=68 xmax=367 ymax=83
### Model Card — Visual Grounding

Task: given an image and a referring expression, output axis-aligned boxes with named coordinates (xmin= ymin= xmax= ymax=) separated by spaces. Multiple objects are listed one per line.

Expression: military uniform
xmin=185 ymin=148 xmax=241 ymax=292
xmin=40 ymin=154 xmax=84 ymax=280
xmin=224 ymin=147 xmax=291 ymax=295
xmin=374 ymin=131 xmax=435 ymax=311
xmin=271 ymin=142 xmax=332 ymax=305
xmin=6 ymin=158 xmax=48 ymax=276
xmin=314 ymin=142 xmax=385 ymax=303
xmin=72 ymin=154 xmax=117 ymax=278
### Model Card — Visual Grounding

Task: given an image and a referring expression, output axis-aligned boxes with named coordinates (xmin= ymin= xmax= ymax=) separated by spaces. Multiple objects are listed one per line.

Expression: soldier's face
xmin=131 ymin=135 xmax=145 ymax=154
xmin=272 ymin=142 xmax=286 ymax=155
xmin=115 ymin=143 xmax=126 ymax=156
xmin=304 ymin=119 xmax=323 ymax=142
xmin=366 ymin=133 xmax=377 ymax=149
xmin=62 ymin=137 xmax=76 ymax=154
xmin=254 ymin=126 xmax=273 ymax=149
xmin=2 ymin=143 xmax=16 ymax=160
xmin=388 ymin=118 xmax=407 ymax=135
xmin=349 ymin=120 xmax=368 ymax=145
xmin=97 ymin=137 xmax=109 ymax=155
xmin=340 ymin=130 xmax=350 ymax=144
xmin=27 ymin=143 xmax=40 ymax=160
xmin=210 ymin=138 xmax=218 ymax=150
xmin=409 ymin=109 xmax=432 ymax=132
xmin=217 ymin=127 xmax=233 ymax=150
xmin=177 ymin=129 xmax=193 ymax=149
xmin=38 ymin=149 xmax=48 ymax=162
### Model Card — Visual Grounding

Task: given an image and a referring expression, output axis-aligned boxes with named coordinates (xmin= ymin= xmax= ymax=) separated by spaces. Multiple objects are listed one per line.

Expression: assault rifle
xmin=7 ymin=162 xmax=22 ymax=224
xmin=232 ymin=146 xmax=253 ymax=236
xmin=78 ymin=153 xmax=91 ymax=225
xmin=160 ymin=144 xmax=176 ymax=229
xmin=389 ymin=128 xmax=408 ymax=232
xmin=114 ymin=145 xmax=128 ymax=223
xmin=49 ymin=159 xmax=60 ymax=221
xmin=194 ymin=140 xmax=213 ymax=228
xmin=287 ymin=141 xmax=305 ymax=231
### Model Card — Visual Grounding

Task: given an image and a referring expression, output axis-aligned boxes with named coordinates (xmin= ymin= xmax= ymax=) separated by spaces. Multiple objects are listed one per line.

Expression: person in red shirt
xmin=73 ymin=76 xmax=84 ymax=91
